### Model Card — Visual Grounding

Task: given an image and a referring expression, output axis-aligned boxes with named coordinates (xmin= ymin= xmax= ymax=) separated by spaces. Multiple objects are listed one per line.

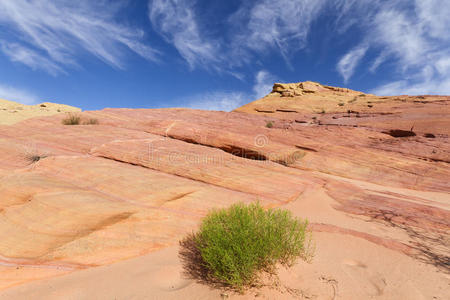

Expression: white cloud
xmin=333 ymin=0 xmax=450 ymax=95
xmin=253 ymin=70 xmax=277 ymax=99
xmin=337 ymin=45 xmax=368 ymax=82
xmin=368 ymin=0 xmax=450 ymax=94
xmin=335 ymin=1 xmax=428 ymax=82
xmin=371 ymin=78 xmax=450 ymax=96
xmin=181 ymin=70 xmax=277 ymax=111
xmin=148 ymin=0 xmax=326 ymax=70
xmin=415 ymin=0 xmax=450 ymax=41
xmin=183 ymin=91 xmax=248 ymax=112
xmin=369 ymin=51 xmax=388 ymax=73
xmin=0 ymin=84 xmax=38 ymax=104
xmin=1 ymin=0 xmax=447 ymax=97
xmin=435 ymin=57 xmax=450 ymax=76
xmin=148 ymin=0 xmax=219 ymax=69
xmin=371 ymin=9 xmax=428 ymax=68
xmin=371 ymin=61 xmax=450 ymax=96
xmin=230 ymin=0 xmax=326 ymax=67
xmin=0 ymin=0 xmax=159 ymax=74
xmin=1 ymin=43 xmax=65 ymax=75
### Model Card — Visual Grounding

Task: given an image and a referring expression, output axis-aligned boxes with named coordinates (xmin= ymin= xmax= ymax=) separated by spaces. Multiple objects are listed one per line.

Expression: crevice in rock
xmin=255 ymin=109 xmax=275 ymax=113
xmin=383 ymin=130 xmax=416 ymax=138
xmin=295 ymin=145 xmax=318 ymax=152
xmin=276 ymin=109 xmax=298 ymax=113
xmin=428 ymin=157 xmax=450 ymax=164
xmin=165 ymin=191 xmax=195 ymax=203
xmin=163 ymin=134 xmax=269 ymax=161
xmin=219 ymin=145 xmax=268 ymax=160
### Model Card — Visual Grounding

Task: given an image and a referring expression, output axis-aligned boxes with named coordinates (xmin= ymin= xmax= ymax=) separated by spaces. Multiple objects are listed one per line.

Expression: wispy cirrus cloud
xmin=369 ymin=1 xmax=450 ymax=95
xmin=183 ymin=91 xmax=248 ymax=112
xmin=0 ymin=0 xmax=159 ymax=74
xmin=230 ymin=0 xmax=326 ymax=67
xmin=253 ymin=70 xmax=277 ymax=99
xmin=0 ymin=84 xmax=38 ymax=104
xmin=1 ymin=0 xmax=447 ymax=98
xmin=148 ymin=0 xmax=219 ymax=69
xmin=147 ymin=0 xmax=449 ymax=96
xmin=369 ymin=51 xmax=388 ymax=73
xmin=181 ymin=70 xmax=277 ymax=111
xmin=371 ymin=9 xmax=428 ymax=69
xmin=336 ymin=0 xmax=450 ymax=94
xmin=148 ymin=0 xmax=326 ymax=71
xmin=337 ymin=45 xmax=368 ymax=83
xmin=371 ymin=78 xmax=450 ymax=96
xmin=1 ymin=42 xmax=65 ymax=75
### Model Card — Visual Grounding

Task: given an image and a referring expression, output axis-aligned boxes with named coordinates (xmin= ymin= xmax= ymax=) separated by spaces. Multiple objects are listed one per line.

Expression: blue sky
xmin=0 ymin=0 xmax=449 ymax=111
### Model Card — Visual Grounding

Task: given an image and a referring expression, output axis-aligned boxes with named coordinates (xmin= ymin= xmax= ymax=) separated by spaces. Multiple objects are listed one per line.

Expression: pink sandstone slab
xmin=0 ymin=82 xmax=448 ymax=298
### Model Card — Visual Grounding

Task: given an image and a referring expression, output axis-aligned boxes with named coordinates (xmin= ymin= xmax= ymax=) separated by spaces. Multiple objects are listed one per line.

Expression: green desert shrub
xmin=62 ymin=113 xmax=81 ymax=125
xmin=83 ymin=118 xmax=99 ymax=125
xmin=265 ymin=121 xmax=274 ymax=128
xmin=187 ymin=202 xmax=312 ymax=290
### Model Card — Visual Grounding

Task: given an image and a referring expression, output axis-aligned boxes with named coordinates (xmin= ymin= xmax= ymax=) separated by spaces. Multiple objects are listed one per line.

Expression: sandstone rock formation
xmin=236 ymin=81 xmax=449 ymax=136
xmin=0 ymin=84 xmax=448 ymax=299
xmin=0 ymin=98 xmax=80 ymax=125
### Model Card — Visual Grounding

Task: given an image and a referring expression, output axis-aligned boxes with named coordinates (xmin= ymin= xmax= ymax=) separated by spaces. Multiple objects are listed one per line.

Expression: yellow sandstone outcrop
xmin=0 ymin=98 xmax=80 ymax=125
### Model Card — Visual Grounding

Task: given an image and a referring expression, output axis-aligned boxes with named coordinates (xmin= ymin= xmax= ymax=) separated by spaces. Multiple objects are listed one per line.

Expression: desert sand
xmin=1 ymin=231 xmax=448 ymax=300
xmin=0 ymin=82 xmax=448 ymax=299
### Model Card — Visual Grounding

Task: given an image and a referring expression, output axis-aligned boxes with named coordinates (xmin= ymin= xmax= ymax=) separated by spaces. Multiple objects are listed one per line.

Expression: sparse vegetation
xmin=83 ymin=118 xmax=99 ymax=125
xmin=26 ymin=154 xmax=47 ymax=163
xmin=338 ymin=102 xmax=344 ymax=106
xmin=62 ymin=113 xmax=81 ymax=125
xmin=62 ymin=114 xmax=99 ymax=125
xmin=265 ymin=121 xmax=273 ymax=128
xmin=180 ymin=202 xmax=313 ymax=291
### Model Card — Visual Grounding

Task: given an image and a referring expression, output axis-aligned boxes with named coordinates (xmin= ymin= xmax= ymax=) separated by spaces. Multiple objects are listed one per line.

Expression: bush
xmin=26 ymin=154 xmax=47 ymax=163
xmin=265 ymin=121 xmax=273 ymax=128
xmin=186 ymin=202 xmax=312 ymax=290
xmin=83 ymin=118 xmax=99 ymax=125
xmin=62 ymin=114 xmax=81 ymax=125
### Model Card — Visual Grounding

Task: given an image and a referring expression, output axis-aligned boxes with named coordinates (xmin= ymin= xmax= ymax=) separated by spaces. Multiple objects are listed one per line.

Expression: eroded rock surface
xmin=0 ymin=98 xmax=80 ymax=125
xmin=236 ymin=81 xmax=450 ymax=136
xmin=0 ymin=83 xmax=449 ymax=299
